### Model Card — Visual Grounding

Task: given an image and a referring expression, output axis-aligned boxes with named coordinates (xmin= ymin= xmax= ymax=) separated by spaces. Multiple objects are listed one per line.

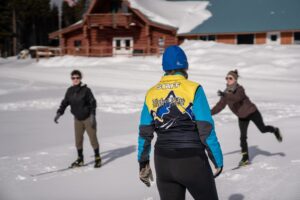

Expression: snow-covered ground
xmin=0 ymin=41 xmax=300 ymax=200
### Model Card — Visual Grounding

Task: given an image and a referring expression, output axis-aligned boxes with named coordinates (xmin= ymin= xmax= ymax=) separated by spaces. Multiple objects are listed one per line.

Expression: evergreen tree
xmin=0 ymin=0 xmax=13 ymax=57
xmin=0 ymin=0 xmax=59 ymax=57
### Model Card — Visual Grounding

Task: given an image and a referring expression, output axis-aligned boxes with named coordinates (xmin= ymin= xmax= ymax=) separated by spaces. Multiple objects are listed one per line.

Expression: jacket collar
xmin=73 ymin=82 xmax=86 ymax=87
xmin=161 ymin=74 xmax=186 ymax=82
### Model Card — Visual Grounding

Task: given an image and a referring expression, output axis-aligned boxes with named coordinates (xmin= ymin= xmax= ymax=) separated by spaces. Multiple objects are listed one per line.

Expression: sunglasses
xmin=225 ymin=76 xmax=234 ymax=80
xmin=71 ymin=76 xmax=81 ymax=80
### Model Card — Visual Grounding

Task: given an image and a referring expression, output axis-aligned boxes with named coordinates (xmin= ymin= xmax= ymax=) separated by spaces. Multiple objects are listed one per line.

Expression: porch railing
xmin=33 ymin=46 xmax=164 ymax=61
xmin=86 ymin=13 xmax=133 ymax=28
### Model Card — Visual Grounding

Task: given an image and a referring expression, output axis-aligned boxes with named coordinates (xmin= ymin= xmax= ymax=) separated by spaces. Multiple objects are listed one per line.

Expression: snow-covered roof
xmin=128 ymin=0 xmax=211 ymax=34
xmin=129 ymin=0 xmax=300 ymax=35
xmin=188 ymin=0 xmax=300 ymax=35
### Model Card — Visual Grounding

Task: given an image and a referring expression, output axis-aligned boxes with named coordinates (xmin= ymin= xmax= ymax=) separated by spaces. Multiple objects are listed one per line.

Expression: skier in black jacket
xmin=54 ymin=70 xmax=101 ymax=168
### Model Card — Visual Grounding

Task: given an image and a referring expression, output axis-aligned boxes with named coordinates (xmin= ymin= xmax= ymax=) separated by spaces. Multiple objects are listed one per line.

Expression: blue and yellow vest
xmin=138 ymin=74 xmax=223 ymax=168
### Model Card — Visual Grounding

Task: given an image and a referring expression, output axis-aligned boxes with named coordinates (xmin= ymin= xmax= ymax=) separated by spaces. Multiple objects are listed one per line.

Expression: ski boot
xmin=94 ymin=156 xmax=102 ymax=168
xmin=238 ymin=152 xmax=249 ymax=167
xmin=274 ymin=128 xmax=283 ymax=142
xmin=70 ymin=157 xmax=84 ymax=168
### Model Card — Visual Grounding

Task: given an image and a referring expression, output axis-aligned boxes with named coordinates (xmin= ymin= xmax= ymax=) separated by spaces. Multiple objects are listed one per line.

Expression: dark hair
xmin=233 ymin=69 xmax=239 ymax=77
xmin=227 ymin=69 xmax=239 ymax=79
xmin=71 ymin=70 xmax=82 ymax=78
xmin=165 ymin=68 xmax=188 ymax=79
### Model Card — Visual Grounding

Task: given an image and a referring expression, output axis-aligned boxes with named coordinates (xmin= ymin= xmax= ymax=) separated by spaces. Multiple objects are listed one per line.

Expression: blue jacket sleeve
xmin=138 ymin=102 xmax=155 ymax=163
xmin=192 ymin=86 xmax=223 ymax=168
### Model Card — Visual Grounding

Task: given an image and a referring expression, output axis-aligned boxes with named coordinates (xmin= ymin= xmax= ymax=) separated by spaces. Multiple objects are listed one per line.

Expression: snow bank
xmin=36 ymin=41 xmax=300 ymax=80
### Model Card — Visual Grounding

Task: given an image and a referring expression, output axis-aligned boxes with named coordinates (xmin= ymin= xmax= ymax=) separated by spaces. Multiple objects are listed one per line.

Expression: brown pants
xmin=74 ymin=116 xmax=99 ymax=150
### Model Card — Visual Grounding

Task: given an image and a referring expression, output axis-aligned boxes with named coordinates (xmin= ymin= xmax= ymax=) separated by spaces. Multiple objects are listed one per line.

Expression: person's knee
xmin=258 ymin=126 xmax=268 ymax=133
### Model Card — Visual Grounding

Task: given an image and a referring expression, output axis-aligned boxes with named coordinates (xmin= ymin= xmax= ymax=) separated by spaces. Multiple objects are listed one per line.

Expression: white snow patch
xmin=291 ymin=160 xmax=300 ymax=163
xmin=16 ymin=175 xmax=26 ymax=181
xmin=37 ymin=152 xmax=49 ymax=156
xmin=258 ymin=162 xmax=278 ymax=170
xmin=17 ymin=157 xmax=31 ymax=161
xmin=143 ymin=197 xmax=154 ymax=200
xmin=0 ymin=93 xmax=144 ymax=114
xmin=0 ymin=89 xmax=8 ymax=95
xmin=227 ymin=173 xmax=246 ymax=181
xmin=0 ymin=99 xmax=58 ymax=111
xmin=128 ymin=0 xmax=211 ymax=34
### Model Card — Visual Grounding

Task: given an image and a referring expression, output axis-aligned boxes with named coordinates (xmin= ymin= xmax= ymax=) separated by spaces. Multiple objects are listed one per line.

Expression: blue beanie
xmin=162 ymin=45 xmax=189 ymax=71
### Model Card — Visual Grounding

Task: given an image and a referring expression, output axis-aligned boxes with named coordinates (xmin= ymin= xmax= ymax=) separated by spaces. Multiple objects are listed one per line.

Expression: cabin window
xmin=111 ymin=0 xmax=122 ymax=13
xmin=208 ymin=35 xmax=216 ymax=41
xmin=294 ymin=32 xmax=300 ymax=44
xmin=74 ymin=40 xmax=82 ymax=47
xmin=125 ymin=39 xmax=131 ymax=50
xmin=158 ymin=37 xmax=165 ymax=54
xmin=121 ymin=1 xmax=129 ymax=13
xmin=116 ymin=39 xmax=121 ymax=50
xmin=199 ymin=36 xmax=207 ymax=41
xmin=267 ymin=32 xmax=280 ymax=45
xmin=237 ymin=34 xmax=254 ymax=44
xmin=158 ymin=37 xmax=165 ymax=47
xmin=270 ymin=34 xmax=278 ymax=41
xmin=199 ymin=35 xmax=215 ymax=41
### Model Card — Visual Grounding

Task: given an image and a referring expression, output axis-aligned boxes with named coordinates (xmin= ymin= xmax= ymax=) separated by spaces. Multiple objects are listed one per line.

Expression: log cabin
xmin=49 ymin=0 xmax=178 ymax=56
xmin=177 ymin=0 xmax=300 ymax=45
xmin=49 ymin=0 xmax=300 ymax=57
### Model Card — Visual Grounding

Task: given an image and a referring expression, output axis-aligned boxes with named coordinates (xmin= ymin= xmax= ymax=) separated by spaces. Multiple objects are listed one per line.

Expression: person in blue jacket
xmin=138 ymin=45 xmax=223 ymax=200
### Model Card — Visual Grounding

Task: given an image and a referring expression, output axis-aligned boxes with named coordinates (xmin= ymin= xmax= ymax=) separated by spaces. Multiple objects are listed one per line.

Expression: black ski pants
xmin=238 ymin=110 xmax=276 ymax=153
xmin=154 ymin=152 xmax=218 ymax=200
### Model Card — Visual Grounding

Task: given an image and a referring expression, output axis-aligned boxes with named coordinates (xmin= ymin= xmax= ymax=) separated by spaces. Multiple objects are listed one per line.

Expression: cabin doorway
xmin=113 ymin=37 xmax=133 ymax=56
xmin=294 ymin=32 xmax=300 ymax=44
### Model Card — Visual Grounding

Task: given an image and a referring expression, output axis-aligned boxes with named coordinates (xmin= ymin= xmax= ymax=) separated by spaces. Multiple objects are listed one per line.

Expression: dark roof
xmin=178 ymin=0 xmax=300 ymax=35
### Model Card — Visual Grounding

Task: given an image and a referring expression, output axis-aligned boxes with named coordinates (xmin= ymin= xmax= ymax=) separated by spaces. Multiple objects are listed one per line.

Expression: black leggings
xmin=154 ymin=153 xmax=218 ymax=200
xmin=239 ymin=110 xmax=276 ymax=153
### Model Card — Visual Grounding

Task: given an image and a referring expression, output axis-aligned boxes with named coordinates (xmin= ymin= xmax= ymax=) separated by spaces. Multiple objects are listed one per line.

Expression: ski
xmin=30 ymin=163 xmax=90 ymax=177
xmin=222 ymin=163 xmax=251 ymax=174
xmin=231 ymin=163 xmax=251 ymax=171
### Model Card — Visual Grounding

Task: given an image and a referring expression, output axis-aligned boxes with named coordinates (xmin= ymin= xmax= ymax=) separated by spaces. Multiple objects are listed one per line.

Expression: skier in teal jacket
xmin=137 ymin=45 xmax=223 ymax=200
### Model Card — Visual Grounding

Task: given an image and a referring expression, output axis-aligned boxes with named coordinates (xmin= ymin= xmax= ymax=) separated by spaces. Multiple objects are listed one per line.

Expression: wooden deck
xmin=86 ymin=14 xmax=133 ymax=28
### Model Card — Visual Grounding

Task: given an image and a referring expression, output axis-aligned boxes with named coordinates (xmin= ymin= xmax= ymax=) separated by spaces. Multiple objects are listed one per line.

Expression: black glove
xmin=214 ymin=167 xmax=223 ymax=178
xmin=54 ymin=113 xmax=61 ymax=124
xmin=217 ymin=90 xmax=225 ymax=97
xmin=90 ymin=114 xmax=97 ymax=129
xmin=139 ymin=161 xmax=153 ymax=187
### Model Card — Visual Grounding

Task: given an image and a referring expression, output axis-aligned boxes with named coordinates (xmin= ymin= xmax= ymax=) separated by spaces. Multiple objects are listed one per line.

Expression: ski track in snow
xmin=0 ymin=97 xmax=299 ymax=123
xmin=0 ymin=135 xmax=137 ymax=183
xmin=0 ymin=93 xmax=145 ymax=114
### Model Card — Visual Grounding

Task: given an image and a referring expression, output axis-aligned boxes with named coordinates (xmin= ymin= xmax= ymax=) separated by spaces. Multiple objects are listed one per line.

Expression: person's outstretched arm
xmin=138 ymin=102 xmax=155 ymax=187
xmin=211 ymin=95 xmax=226 ymax=115
xmin=138 ymin=102 xmax=155 ymax=163
xmin=193 ymin=86 xmax=223 ymax=170
xmin=55 ymin=89 xmax=70 ymax=123
xmin=57 ymin=89 xmax=70 ymax=115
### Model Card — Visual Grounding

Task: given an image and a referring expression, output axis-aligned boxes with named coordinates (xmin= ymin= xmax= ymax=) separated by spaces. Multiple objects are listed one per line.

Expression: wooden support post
xmin=145 ymin=24 xmax=151 ymax=55
xmin=36 ymin=50 xmax=39 ymax=62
